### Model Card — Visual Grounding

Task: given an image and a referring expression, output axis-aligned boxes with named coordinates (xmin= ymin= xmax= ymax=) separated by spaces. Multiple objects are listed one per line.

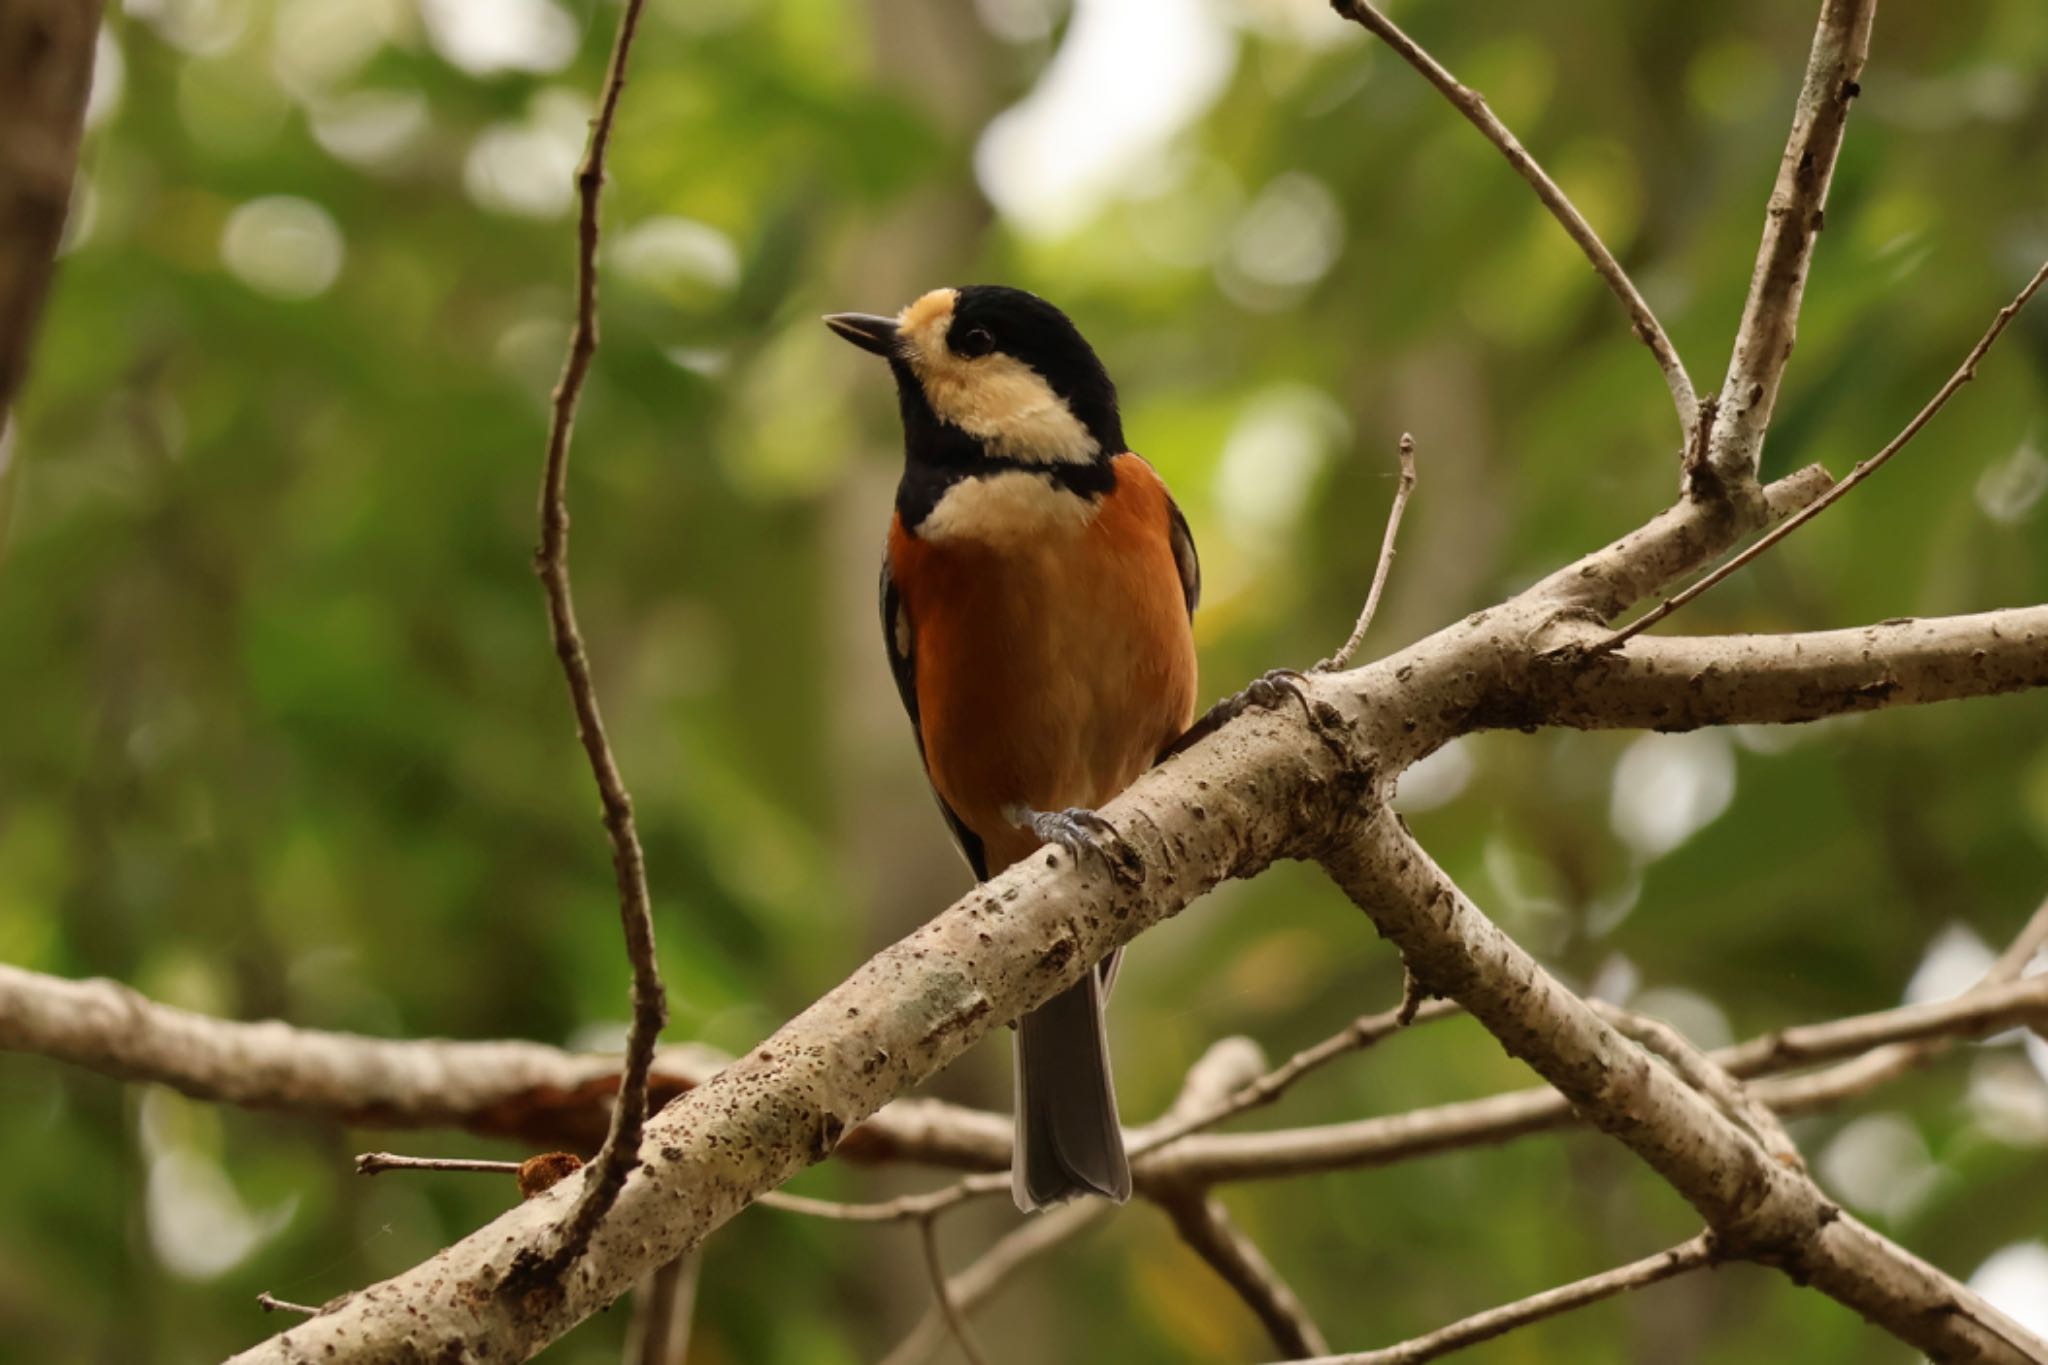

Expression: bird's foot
xmin=1160 ymin=668 xmax=1312 ymax=760
xmin=1006 ymin=804 xmax=1144 ymax=885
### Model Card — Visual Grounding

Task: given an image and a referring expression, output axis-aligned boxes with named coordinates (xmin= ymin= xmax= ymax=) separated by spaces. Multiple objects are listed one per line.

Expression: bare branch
xmin=1595 ymin=1005 xmax=1803 ymax=1170
xmin=917 ymin=1217 xmax=991 ymax=1365
xmin=1130 ymin=997 xmax=1460 ymax=1163
xmin=0 ymin=961 xmax=1021 ymax=1166
xmin=219 ymin=452 xmax=2009 ymax=1359
xmin=0 ymin=0 xmax=102 ymax=423
xmin=255 ymin=1292 xmax=321 ymax=1318
xmin=1533 ymin=606 xmax=2048 ymax=732
xmin=1282 ymin=1233 xmax=1716 ymax=1365
xmin=623 ymin=1254 xmax=700 ymax=1365
xmin=1162 ymin=1191 xmax=1329 ymax=1357
xmin=1530 ymin=465 xmax=1833 ymax=622
xmin=1320 ymin=814 xmax=2047 ymax=1363
xmin=756 ymin=1173 xmax=1011 ymax=1225
xmin=355 ymin=1153 xmax=523 ymax=1178
xmin=878 ymin=1203 xmax=1107 ymax=1365
xmin=1331 ymin=1 xmax=1697 ymax=441
xmin=1149 ymin=970 xmax=2048 ymax=1186
xmin=1609 ymin=257 xmax=2048 ymax=648
xmin=528 ymin=0 xmax=665 ymax=1276
xmin=1318 ymin=434 xmax=1419 ymax=672
xmin=1702 ymin=0 xmax=1877 ymax=488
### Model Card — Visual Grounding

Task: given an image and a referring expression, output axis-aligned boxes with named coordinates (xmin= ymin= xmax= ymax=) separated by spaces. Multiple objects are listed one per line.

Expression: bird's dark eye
xmin=954 ymin=325 xmax=995 ymax=358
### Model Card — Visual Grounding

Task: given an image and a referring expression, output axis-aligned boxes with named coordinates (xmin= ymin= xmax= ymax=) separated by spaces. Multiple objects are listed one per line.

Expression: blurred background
xmin=3 ymin=0 xmax=2047 ymax=1360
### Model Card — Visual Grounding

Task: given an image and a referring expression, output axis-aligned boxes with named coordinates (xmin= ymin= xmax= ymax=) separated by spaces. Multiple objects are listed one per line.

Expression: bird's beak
xmin=823 ymin=312 xmax=899 ymax=357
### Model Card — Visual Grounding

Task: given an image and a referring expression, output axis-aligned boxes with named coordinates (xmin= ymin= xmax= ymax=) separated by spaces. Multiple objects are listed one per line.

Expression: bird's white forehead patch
xmin=895 ymin=289 xmax=1099 ymax=466
xmin=919 ymin=469 xmax=1101 ymax=546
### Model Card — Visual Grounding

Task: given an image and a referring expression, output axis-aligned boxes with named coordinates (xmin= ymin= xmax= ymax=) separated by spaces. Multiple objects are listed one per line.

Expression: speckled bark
xmin=1320 ymin=815 xmax=2043 ymax=1364
xmin=221 ymin=455 xmax=2047 ymax=1362
xmin=1704 ymin=0 xmax=1877 ymax=486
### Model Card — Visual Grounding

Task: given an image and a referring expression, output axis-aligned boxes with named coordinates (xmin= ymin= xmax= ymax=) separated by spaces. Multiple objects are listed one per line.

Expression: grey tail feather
xmin=1011 ymin=964 xmax=1131 ymax=1212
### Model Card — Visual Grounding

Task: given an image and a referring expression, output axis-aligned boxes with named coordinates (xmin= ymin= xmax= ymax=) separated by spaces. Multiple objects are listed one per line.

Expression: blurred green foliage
xmin=2 ymin=0 xmax=2046 ymax=1361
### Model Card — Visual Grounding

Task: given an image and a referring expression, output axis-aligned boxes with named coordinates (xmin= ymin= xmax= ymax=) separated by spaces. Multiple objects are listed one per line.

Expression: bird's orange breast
xmin=890 ymin=454 xmax=1197 ymax=875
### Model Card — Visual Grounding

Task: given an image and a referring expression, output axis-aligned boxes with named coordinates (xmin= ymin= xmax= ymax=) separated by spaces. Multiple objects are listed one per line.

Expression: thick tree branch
xmin=529 ymin=0 xmax=664 ymax=1276
xmin=1529 ymin=606 xmax=2048 ymax=733
xmin=1702 ymin=0 xmax=1876 ymax=489
xmin=1319 ymin=814 xmax=2046 ymax=1363
xmin=1282 ymin=1233 xmax=1717 ymax=1365
xmin=0 ymin=0 xmax=100 ymax=423
xmin=0 ymin=962 xmax=1023 ymax=1166
xmin=1331 ymin=0 xmax=1698 ymax=441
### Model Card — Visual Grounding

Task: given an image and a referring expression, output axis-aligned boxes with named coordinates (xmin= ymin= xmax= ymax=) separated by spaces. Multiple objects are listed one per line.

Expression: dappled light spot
xmin=1819 ymin=1113 xmax=1942 ymax=1224
xmin=419 ymin=0 xmax=578 ymax=77
xmin=975 ymin=0 xmax=1236 ymax=238
xmin=140 ymin=1091 xmax=296 ymax=1280
xmin=464 ymin=91 xmax=591 ymax=219
xmin=1211 ymin=383 xmax=1348 ymax=551
xmin=86 ymin=29 xmax=125 ymax=131
xmin=613 ymin=217 xmax=743 ymax=298
xmin=1975 ymin=440 xmax=2047 ymax=525
xmin=1218 ymin=172 xmax=1344 ymax=311
xmin=1631 ymin=986 xmax=1733 ymax=1051
xmin=1587 ymin=951 xmax=1640 ymax=1005
xmin=271 ymin=0 xmax=407 ymax=99
xmin=1608 ymin=731 xmax=1736 ymax=861
xmin=125 ymin=0 xmax=249 ymax=58
xmin=1904 ymin=923 xmax=1995 ymax=1006
xmin=1967 ymin=1052 xmax=2048 ymax=1146
xmin=310 ymin=90 xmax=430 ymax=168
xmin=219 ymin=196 xmax=344 ymax=300
xmin=1970 ymin=1242 xmax=2048 ymax=1339
xmin=1392 ymin=737 xmax=1474 ymax=814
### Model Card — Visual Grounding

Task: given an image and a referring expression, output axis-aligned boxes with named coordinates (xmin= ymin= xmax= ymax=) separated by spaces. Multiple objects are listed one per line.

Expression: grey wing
xmin=1165 ymin=492 xmax=1200 ymax=620
xmin=880 ymin=555 xmax=989 ymax=881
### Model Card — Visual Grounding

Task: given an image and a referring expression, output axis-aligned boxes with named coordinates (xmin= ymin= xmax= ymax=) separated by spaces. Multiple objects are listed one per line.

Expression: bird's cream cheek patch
xmin=896 ymin=290 xmax=1099 ymax=466
xmin=919 ymin=470 xmax=1100 ymax=546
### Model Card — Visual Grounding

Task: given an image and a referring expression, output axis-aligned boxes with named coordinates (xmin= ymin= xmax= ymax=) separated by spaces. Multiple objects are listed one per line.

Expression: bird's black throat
xmin=888 ymin=357 xmax=1116 ymax=534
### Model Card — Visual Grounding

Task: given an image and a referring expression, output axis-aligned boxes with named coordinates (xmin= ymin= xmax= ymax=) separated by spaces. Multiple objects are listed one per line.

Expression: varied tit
xmin=826 ymin=285 xmax=1201 ymax=1210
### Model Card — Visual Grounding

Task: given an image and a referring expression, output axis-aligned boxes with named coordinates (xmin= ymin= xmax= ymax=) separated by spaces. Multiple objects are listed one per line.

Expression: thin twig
xmin=528 ymin=0 xmax=666 ymax=1278
xmin=1701 ymin=0 xmax=1877 ymax=488
xmin=878 ymin=1202 xmax=1107 ymax=1365
xmin=1330 ymin=1 xmax=1697 ymax=441
xmin=355 ymin=1152 xmax=523 ymax=1177
xmin=1161 ymin=1191 xmax=1329 ymax=1357
xmin=256 ymin=1292 xmax=321 ymax=1317
xmin=755 ymin=1173 xmax=1012 ymax=1225
xmin=1318 ymin=434 xmax=1419 ymax=672
xmin=623 ymin=1253 xmax=701 ymax=1365
xmin=1395 ymin=967 xmax=1427 ymax=1027
xmin=1130 ymin=997 xmax=1460 ymax=1162
xmin=1280 ymin=1233 xmax=1717 ymax=1365
xmin=1597 ymin=257 xmax=2048 ymax=651
xmin=917 ymin=1216 xmax=991 ymax=1365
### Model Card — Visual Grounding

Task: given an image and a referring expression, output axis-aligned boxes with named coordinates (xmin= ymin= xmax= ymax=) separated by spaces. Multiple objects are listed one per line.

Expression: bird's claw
xmin=1240 ymin=668 xmax=1310 ymax=718
xmin=1011 ymin=805 xmax=1144 ymax=884
xmin=1161 ymin=668 xmax=1313 ymax=760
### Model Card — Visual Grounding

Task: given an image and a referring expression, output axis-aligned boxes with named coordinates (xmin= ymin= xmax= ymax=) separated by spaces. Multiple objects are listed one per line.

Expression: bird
xmin=825 ymin=284 xmax=1203 ymax=1210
